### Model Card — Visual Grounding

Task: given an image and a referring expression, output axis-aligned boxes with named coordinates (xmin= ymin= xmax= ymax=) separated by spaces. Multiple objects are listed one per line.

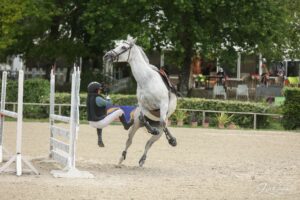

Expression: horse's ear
xmin=127 ymin=35 xmax=137 ymax=44
xmin=127 ymin=34 xmax=133 ymax=41
xmin=132 ymin=37 xmax=137 ymax=44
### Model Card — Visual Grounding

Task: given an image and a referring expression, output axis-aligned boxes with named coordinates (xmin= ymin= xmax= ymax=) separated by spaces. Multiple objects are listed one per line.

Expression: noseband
xmin=111 ymin=42 xmax=133 ymax=62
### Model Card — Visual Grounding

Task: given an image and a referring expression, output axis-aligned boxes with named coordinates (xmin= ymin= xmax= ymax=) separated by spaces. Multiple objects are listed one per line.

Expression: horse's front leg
xmin=139 ymin=131 xmax=162 ymax=167
xmin=118 ymin=117 xmax=141 ymax=166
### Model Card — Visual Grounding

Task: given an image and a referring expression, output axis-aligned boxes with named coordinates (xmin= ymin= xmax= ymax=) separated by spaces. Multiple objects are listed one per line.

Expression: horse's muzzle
xmin=103 ymin=52 xmax=115 ymax=62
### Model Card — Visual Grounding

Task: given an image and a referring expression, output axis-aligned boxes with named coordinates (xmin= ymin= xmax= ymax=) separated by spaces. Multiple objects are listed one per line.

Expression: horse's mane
xmin=136 ymin=45 xmax=150 ymax=64
xmin=125 ymin=35 xmax=159 ymax=71
xmin=135 ymin=44 xmax=159 ymax=72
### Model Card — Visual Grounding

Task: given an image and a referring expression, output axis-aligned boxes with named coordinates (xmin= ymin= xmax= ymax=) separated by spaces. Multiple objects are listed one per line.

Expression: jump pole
xmin=0 ymin=70 xmax=39 ymax=176
xmin=49 ymin=67 xmax=93 ymax=178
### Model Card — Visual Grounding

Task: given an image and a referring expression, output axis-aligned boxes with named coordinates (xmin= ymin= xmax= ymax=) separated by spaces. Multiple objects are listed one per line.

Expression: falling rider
xmin=86 ymin=82 xmax=133 ymax=147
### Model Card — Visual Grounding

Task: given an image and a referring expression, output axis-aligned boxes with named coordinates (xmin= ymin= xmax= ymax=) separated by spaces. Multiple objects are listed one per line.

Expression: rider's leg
xmin=89 ymin=109 xmax=133 ymax=130
xmin=97 ymin=128 xmax=104 ymax=147
xmin=119 ymin=112 xmax=133 ymax=130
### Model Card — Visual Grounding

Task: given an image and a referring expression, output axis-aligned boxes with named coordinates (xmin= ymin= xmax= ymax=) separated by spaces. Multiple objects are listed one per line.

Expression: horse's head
xmin=103 ymin=35 xmax=137 ymax=63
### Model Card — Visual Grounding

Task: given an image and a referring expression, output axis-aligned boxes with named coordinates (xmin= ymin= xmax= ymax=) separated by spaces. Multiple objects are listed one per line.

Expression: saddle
xmin=158 ymin=69 xmax=180 ymax=96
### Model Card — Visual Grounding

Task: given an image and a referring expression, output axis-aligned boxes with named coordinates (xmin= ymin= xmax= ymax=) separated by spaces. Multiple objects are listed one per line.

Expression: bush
xmin=41 ymin=94 xmax=271 ymax=127
xmin=282 ymin=87 xmax=300 ymax=130
xmin=1 ymin=78 xmax=50 ymax=119
xmin=0 ymin=83 xmax=273 ymax=128
xmin=2 ymin=78 xmax=50 ymax=103
xmin=178 ymin=98 xmax=269 ymax=128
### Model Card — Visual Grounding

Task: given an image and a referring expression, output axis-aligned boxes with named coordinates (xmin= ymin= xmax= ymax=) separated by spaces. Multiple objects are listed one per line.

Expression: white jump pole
xmin=49 ymin=67 xmax=93 ymax=178
xmin=0 ymin=71 xmax=8 ymax=163
xmin=0 ymin=70 xmax=39 ymax=176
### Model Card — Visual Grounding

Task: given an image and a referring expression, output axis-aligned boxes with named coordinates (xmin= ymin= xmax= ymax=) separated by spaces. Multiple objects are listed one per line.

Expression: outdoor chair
xmin=236 ymin=84 xmax=249 ymax=100
xmin=213 ymin=85 xmax=227 ymax=99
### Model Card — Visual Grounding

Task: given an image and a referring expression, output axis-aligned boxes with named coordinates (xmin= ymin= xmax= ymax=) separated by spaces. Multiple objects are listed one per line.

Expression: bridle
xmin=110 ymin=42 xmax=133 ymax=62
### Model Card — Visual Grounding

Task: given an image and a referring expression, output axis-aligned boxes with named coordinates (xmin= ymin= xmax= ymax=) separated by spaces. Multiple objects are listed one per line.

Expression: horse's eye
xmin=121 ymin=46 xmax=127 ymax=50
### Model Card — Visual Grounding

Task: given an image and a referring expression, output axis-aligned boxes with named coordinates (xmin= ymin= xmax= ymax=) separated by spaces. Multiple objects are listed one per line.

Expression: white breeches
xmin=89 ymin=109 xmax=124 ymax=129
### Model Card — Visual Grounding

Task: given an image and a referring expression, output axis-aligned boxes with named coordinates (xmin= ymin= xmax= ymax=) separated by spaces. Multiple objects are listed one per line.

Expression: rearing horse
xmin=103 ymin=35 xmax=177 ymax=167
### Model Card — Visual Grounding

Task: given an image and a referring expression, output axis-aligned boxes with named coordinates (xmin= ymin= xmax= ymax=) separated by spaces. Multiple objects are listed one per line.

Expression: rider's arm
xmin=95 ymin=96 xmax=112 ymax=107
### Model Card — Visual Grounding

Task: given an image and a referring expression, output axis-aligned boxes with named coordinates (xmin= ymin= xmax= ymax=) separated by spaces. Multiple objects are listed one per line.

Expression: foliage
xmin=3 ymin=78 xmax=50 ymax=102
xmin=1 ymin=86 xmax=276 ymax=128
xmin=172 ymin=109 xmax=187 ymax=121
xmin=216 ymin=112 xmax=234 ymax=126
xmin=1 ymin=78 xmax=50 ymax=118
xmin=52 ymin=94 xmax=269 ymax=128
xmin=190 ymin=112 xmax=198 ymax=122
xmin=23 ymin=78 xmax=50 ymax=102
xmin=1 ymin=0 xmax=299 ymax=92
xmin=282 ymin=87 xmax=300 ymax=130
xmin=153 ymin=0 xmax=296 ymax=94
xmin=178 ymin=98 xmax=270 ymax=128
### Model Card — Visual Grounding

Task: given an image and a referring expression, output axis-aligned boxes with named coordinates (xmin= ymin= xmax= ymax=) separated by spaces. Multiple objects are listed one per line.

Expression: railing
xmin=4 ymin=102 xmax=282 ymax=130
xmin=5 ymin=102 xmax=77 ymax=116
xmin=180 ymin=108 xmax=282 ymax=130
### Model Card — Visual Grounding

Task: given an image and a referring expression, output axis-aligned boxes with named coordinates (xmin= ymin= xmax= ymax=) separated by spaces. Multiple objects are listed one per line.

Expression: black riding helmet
xmin=87 ymin=82 xmax=103 ymax=93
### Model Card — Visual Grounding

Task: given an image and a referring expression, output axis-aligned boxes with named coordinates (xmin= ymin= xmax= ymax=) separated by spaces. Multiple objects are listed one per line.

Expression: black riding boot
xmin=97 ymin=128 xmax=104 ymax=147
xmin=119 ymin=114 xmax=133 ymax=130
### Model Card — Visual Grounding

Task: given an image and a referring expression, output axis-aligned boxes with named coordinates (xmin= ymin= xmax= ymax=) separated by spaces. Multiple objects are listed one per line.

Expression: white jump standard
xmin=49 ymin=67 xmax=93 ymax=178
xmin=0 ymin=70 xmax=39 ymax=176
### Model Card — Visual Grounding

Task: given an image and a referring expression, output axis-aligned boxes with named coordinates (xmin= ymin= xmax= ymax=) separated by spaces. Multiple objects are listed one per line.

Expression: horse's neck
xmin=128 ymin=46 xmax=155 ymax=86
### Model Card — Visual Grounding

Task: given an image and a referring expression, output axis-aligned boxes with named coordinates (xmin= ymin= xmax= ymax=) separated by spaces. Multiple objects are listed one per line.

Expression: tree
xmin=144 ymin=0 xmax=295 ymax=95
xmin=1 ymin=0 xmax=299 ymax=95
xmin=0 ymin=0 xmax=87 ymax=80
xmin=0 ymin=0 xmax=151 ymax=81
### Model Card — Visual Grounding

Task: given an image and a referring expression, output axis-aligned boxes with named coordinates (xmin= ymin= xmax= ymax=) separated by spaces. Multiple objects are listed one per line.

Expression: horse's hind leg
xmin=160 ymin=103 xmax=169 ymax=125
xmin=139 ymin=132 xmax=162 ymax=167
xmin=118 ymin=118 xmax=141 ymax=165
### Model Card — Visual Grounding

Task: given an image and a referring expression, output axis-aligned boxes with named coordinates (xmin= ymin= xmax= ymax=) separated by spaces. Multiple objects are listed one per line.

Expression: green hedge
xmin=177 ymin=98 xmax=269 ymax=128
xmin=282 ymin=87 xmax=300 ymax=130
xmin=0 ymin=78 xmax=272 ymax=128
xmin=54 ymin=94 xmax=269 ymax=128
xmin=2 ymin=78 xmax=50 ymax=118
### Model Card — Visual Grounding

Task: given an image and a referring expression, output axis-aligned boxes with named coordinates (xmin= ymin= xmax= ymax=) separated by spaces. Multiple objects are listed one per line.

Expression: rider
xmin=86 ymin=82 xmax=133 ymax=147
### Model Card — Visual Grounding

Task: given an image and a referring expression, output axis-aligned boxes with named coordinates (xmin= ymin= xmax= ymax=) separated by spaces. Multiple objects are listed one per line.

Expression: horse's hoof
xmin=139 ymin=155 xmax=146 ymax=167
xmin=168 ymin=137 xmax=177 ymax=147
xmin=98 ymin=141 xmax=105 ymax=147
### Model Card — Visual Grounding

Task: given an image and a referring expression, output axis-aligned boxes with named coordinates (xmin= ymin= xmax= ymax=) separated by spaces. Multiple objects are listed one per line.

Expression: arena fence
xmin=4 ymin=102 xmax=282 ymax=130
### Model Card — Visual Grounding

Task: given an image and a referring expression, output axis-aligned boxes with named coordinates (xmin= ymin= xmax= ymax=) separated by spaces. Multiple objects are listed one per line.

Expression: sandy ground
xmin=0 ymin=122 xmax=299 ymax=200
